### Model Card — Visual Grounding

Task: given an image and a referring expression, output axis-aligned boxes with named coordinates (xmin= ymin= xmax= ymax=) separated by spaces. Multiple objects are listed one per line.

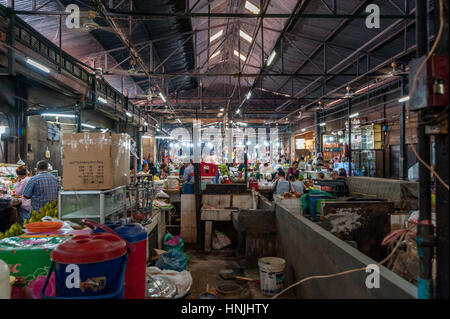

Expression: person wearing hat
xmin=14 ymin=165 xmax=32 ymax=224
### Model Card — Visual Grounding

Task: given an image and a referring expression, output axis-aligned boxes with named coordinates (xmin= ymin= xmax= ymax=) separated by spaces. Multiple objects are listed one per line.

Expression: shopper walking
xmin=14 ymin=166 xmax=31 ymax=224
xmin=22 ymin=160 xmax=60 ymax=213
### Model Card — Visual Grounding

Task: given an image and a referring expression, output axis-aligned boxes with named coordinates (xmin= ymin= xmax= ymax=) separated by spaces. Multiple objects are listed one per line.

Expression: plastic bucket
xmin=309 ymin=195 xmax=330 ymax=219
xmin=42 ymin=233 xmax=128 ymax=299
xmin=181 ymin=182 xmax=195 ymax=194
xmin=93 ymin=223 xmax=147 ymax=299
xmin=258 ymin=257 xmax=286 ymax=295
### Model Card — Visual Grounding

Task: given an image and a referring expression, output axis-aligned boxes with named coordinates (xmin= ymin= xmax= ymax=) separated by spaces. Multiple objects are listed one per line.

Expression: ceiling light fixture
xmin=26 ymin=58 xmax=50 ymax=73
xmin=159 ymin=92 xmax=166 ymax=103
xmin=398 ymin=96 xmax=410 ymax=103
xmin=319 ymin=122 xmax=326 ymax=127
xmin=98 ymin=96 xmax=107 ymax=104
xmin=126 ymin=111 xmax=132 ymax=117
xmin=81 ymin=123 xmax=96 ymax=129
xmin=41 ymin=113 xmax=76 ymax=118
xmin=349 ymin=112 xmax=359 ymax=119
xmin=246 ymin=91 xmax=252 ymax=100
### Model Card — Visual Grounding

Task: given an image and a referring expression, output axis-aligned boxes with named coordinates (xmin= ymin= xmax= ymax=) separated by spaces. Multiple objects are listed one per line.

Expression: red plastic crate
xmin=200 ymin=162 xmax=218 ymax=176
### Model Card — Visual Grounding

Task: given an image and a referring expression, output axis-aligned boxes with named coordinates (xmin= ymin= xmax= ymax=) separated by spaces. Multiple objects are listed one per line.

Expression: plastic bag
xmin=155 ymin=249 xmax=190 ymax=272
xmin=163 ymin=233 xmax=184 ymax=252
xmin=147 ymin=266 xmax=192 ymax=298
xmin=212 ymin=230 xmax=231 ymax=250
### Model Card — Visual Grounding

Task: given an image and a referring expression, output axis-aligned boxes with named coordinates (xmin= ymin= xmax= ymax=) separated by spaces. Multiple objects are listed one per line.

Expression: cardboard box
xmin=62 ymin=132 xmax=130 ymax=190
xmin=0 ymin=236 xmax=71 ymax=285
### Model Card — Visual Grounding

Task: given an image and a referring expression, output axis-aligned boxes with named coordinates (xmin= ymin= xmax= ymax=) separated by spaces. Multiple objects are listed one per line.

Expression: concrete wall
xmin=275 ymin=203 xmax=417 ymax=299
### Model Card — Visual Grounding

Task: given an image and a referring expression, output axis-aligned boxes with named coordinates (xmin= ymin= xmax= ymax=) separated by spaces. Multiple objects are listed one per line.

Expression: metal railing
xmin=0 ymin=4 xmax=139 ymax=123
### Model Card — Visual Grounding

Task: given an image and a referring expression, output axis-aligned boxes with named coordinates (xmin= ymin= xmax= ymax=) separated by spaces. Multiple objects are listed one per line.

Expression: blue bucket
xmin=41 ymin=233 xmax=128 ymax=299
xmin=181 ymin=182 xmax=195 ymax=194
xmin=308 ymin=195 xmax=330 ymax=220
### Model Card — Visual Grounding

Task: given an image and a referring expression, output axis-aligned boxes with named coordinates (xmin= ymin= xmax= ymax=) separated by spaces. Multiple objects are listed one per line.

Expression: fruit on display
xmin=25 ymin=199 xmax=58 ymax=225
xmin=0 ymin=222 xmax=24 ymax=239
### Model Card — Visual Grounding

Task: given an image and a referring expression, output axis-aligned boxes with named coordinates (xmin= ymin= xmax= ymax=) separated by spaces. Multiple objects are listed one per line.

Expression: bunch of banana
xmin=24 ymin=199 xmax=59 ymax=224
xmin=0 ymin=222 xmax=24 ymax=239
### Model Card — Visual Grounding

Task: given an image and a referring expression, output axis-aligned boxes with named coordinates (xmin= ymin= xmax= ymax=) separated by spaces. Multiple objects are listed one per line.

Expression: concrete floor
xmin=185 ymin=248 xmax=296 ymax=299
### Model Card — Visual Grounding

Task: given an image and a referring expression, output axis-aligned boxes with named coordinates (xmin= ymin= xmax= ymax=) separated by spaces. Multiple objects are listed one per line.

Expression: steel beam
xmin=13 ymin=10 xmax=413 ymax=19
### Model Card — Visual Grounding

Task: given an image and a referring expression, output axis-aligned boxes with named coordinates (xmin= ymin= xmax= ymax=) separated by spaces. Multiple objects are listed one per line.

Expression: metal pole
xmin=400 ymin=77 xmax=407 ymax=179
xmin=315 ymin=112 xmax=321 ymax=156
xmin=348 ymin=99 xmax=352 ymax=176
xmin=415 ymin=0 xmax=433 ymax=300
xmin=433 ymin=0 xmax=449 ymax=299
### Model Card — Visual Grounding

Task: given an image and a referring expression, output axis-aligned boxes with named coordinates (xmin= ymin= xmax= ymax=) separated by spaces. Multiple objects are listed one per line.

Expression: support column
xmin=415 ymin=0 xmax=433 ymax=299
xmin=314 ymin=112 xmax=321 ymax=156
xmin=348 ymin=99 xmax=352 ymax=176
xmin=400 ymin=77 xmax=407 ymax=179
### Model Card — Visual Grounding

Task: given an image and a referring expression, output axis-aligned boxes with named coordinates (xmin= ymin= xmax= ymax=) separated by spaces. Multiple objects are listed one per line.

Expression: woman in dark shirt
xmin=286 ymin=161 xmax=299 ymax=180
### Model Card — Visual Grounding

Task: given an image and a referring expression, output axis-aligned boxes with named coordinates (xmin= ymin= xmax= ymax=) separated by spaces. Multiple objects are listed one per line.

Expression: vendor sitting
xmin=330 ymin=170 xmax=339 ymax=180
xmin=14 ymin=165 xmax=31 ymax=224
xmin=286 ymin=161 xmax=299 ymax=180
xmin=289 ymin=175 xmax=305 ymax=194
xmin=338 ymin=168 xmax=347 ymax=179
xmin=273 ymin=170 xmax=291 ymax=195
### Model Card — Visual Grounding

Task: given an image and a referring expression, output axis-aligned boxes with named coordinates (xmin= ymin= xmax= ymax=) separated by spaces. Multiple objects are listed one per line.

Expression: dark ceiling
xmin=4 ymin=0 xmax=422 ymax=124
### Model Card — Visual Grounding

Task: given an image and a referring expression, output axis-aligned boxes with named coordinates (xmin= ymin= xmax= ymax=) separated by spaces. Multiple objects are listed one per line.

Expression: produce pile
xmin=25 ymin=199 xmax=59 ymax=223
xmin=0 ymin=222 xmax=23 ymax=239
xmin=0 ymin=199 xmax=58 ymax=239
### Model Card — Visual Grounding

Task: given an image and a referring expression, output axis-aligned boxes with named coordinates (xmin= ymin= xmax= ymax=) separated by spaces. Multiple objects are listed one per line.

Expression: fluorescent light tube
xmin=159 ymin=92 xmax=166 ymax=102
xmin=41 ymin=113 xmax=76 ymax=118
xmin=126 ymin=111 xmax=132 ymax=117
xmin=98 ymin=97 xmax=108 ymax=104
xmin=81 ymin=123 xmax=96 ymax=129
xmin=26 ymin=58 xmax=50 ymax=73
xmin=349 ymin=112 xmax=359 ymax=119
xmin=398 ymin=96 xmax=410 ymax=103
xmin=319 ymin=122 xmax=326 ymax=126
